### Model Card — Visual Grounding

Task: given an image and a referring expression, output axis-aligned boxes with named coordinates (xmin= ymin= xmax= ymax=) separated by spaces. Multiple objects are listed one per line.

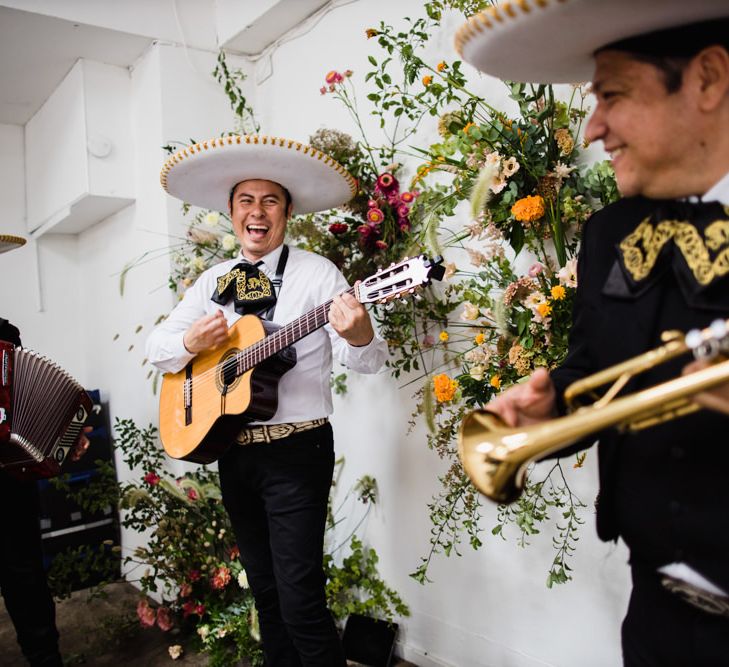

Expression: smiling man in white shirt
xmin=147 ymin=136 xmax=387 ymax=667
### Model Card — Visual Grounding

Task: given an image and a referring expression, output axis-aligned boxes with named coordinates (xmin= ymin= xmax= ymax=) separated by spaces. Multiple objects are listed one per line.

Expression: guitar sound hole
xmin=216 ymin=350 xmax=242 ymax=394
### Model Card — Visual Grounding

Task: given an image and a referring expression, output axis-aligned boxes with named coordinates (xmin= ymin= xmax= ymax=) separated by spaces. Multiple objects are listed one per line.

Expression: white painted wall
xmin=1 ymin=2 xmax=631 ymax=666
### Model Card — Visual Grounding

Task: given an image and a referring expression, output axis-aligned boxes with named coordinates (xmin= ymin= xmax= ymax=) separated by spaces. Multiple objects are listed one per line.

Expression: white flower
xmin=553 ymin=161 xmax=576 ymax=181
xmin=197 ymin=625 xmax=210 ymax=639
xmin=221 ymin=234 xmax=238 ymax=252
xmin=489 ymin=175 xmax=507 ymax=194
xmin=191 ymin=256 xmax=207 ymax=272
xmin=204 ymin=211 xmax=220 ymax=226
xmin=217 ymin=627 xmax=228 ymax=638
xmin=461 ymin=302 xmax=480 ymax=321
xmin=465 ymin=347 xmax=489 ymax=364
xmin=525 ymin=291 xmax=547 ymax=310
xmin=558 ymin=257 xmax=578 ymax=288
xmin=168 ymin=645 xmax=183 ymax=660
xmin=238 ymin=570 xmax=249 ymax=589
xmin=469 ymin=364 xmax=485 ymax=381
xmin=466 ymin=248 xmax=488 ymax=268
xmin=502 ymin=156 xmax=520 ymax=178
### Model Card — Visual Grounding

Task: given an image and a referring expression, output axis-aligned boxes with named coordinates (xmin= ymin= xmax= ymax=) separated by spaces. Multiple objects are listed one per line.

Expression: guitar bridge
xmin=184 ymin=364 xmax=192 ymax=425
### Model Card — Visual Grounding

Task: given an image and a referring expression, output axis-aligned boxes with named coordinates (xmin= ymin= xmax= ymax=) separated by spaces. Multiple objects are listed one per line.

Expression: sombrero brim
xmin=455 ymin=0 xmax=729 ymax=84
xmin=0 ymin=235 xmax=26 ymax=254
xmin=160 ymin=135 xmax=357 ymax=215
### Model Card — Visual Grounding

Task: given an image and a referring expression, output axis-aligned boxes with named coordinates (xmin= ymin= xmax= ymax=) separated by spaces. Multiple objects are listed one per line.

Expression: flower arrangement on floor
xmin=51 ymin=418 xmax=408 ymax=666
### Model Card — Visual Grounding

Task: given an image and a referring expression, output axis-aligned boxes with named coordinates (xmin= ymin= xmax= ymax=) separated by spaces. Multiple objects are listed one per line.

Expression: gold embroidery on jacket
xmin=216 ymin=268 xmax=272 ymax=301
xmin=619 ymin=217 xmax=729 ymax=286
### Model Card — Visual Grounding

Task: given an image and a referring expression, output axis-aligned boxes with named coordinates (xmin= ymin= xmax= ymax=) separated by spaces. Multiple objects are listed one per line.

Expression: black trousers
xmin=0 ymin=470 xmax=62 ymax=666
xmin=218 ymin=423 xmax=345 ymax=667
xmin=622 ymin=564 xmax=729 ymax=666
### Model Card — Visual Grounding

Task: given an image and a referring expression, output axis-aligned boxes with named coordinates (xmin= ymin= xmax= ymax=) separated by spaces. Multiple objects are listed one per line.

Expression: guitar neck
xmin=235 ymin=286 xmax=356 ymax=374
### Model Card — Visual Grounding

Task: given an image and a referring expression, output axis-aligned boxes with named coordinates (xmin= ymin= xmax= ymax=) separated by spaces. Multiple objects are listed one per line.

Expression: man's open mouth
xmin=246 ymin=225 xmax=269 ymax=237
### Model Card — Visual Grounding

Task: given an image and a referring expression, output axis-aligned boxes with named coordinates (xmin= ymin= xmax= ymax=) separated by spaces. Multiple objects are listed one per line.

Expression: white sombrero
xmin=455 ymin=0 xmax=729 ymax=84
xmin=0 ymin=235 xmax=26 ymax=254
xmin=160 ymin=134 xmax=357 ymax=215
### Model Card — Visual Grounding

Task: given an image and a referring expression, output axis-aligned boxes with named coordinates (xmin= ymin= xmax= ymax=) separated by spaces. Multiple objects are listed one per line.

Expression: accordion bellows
xmin=0 ymin=341 xmax=92 ymax=479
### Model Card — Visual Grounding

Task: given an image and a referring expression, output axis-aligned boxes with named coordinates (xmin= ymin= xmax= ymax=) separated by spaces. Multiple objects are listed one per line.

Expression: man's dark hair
xmin=228 ymin=181 xmax=293 ymax=212
xmin=596 ymin=17 xmax=729 ymax=94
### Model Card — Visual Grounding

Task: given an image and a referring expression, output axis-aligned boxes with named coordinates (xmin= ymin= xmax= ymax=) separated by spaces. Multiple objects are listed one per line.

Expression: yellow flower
xmin=365 ymin=28 xmax=379 ymax=38
xmin=511 ymin=195 xmax=546 ymax=223
xmin=555 ymin=128 xmax=575 ymax=156
xmin=537 ymin=302 xmax=552 ymax=317
xmin=490 ymin=375 xmax=501 ymax=390
xmin=437 ymin=61 xmax=447 ymax=72
xmin=550 ymin=285 xmax=566 ymax=300
xmin=433 ymin=373 xmax=459 ymax=402
xmin=462 ymin=122 xmax=476 ymax=134
xmin=439 ymin=331 xmax=449 ymax=343
xmin=474 ymin=332 xmax=485 ymax=346
xmin=422 ymin=75 xmax=433 ymax=86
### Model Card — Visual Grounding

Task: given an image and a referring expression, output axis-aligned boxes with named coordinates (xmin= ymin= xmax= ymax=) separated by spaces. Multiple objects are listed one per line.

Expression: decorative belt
xmin=236 ymin=418 xmax=328 ymax=445
xmin=661 ymin=574 xmax=729 ymax=619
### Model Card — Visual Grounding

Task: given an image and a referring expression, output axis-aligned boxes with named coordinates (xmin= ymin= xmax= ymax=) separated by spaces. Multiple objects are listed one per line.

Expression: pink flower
xmin=319 ymin=86 xmax=327 ymax=95
xmin=367 ymin=208 xmax=384 ymax=224
xmin=137 ymin=599 xmax=156 ymax=628
xmin=328 ymin=222 xmax=348 ymax=235
xmin=182 ymin=601 xmax=197 ymax=618
xmin=400 ymin=191 xmax=416 ymax=204
xmin=325 ymin=70 xmax=343 ymax=85
xmin=375 ymin=173 xmax=399 ymax=195
xmin=186 ymin=488 xmax=198 ymax=501
xmin=211 ymin=566 xmax=232 ymax=590
xmin=179 ymin=583 xmax=192 ymax=598
xmin=357 ymin=224 xmax=372 ymax=237
xmin=375 ymin=240 xmax=388 ymax=250
xmin=230 ymin=545 xmax=240 ymax=560
xmin=195 ymin=604 xmax=206 ymax=616
xmin=367 ymin=199 xmax=379 ymax=208
xmin=143 ymin=471 xmax=160 ymax=486
xmin=422 ymin=334 xmax=435 ymax=348
xmin=528 ymin=262 xmax=544 ymax=277
xmin=157 ymin=606 xmax=173 ymax=632
xmin=397 ymin=204 xmax=410 ymax=219
xmin=343 ymin=69 xmax=353 ymax=77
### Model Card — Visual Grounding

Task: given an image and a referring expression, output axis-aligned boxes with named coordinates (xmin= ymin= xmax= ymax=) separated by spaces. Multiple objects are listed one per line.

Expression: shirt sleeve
xmin=145 ymin=279 xmax=209 ymax=374
xmin=316 ymin=258 xmax=389 ymax=374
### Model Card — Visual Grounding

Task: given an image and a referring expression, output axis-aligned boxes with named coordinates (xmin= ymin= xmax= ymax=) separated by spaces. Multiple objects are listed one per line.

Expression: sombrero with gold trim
xmin=160 ymin=135 xmax=357 ymax=215
xmin=0 ymin=235 xmax=26 ymax=254
xmin=455 ymin=0 xmax=729 ymax=84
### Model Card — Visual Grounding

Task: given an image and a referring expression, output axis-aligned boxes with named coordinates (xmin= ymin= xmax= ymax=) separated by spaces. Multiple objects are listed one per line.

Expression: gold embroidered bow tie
xmin=210 ymin=261 xmax=276 ymax=315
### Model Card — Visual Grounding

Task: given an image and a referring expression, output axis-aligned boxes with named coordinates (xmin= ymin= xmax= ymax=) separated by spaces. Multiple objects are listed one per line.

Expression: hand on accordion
xmin=69 ymin=426 xmax=93 ymax=462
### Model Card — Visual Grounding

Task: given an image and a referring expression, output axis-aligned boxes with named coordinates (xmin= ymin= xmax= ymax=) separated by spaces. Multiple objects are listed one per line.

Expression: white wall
xmin=1 ymin=2 xmax=631 ymax=666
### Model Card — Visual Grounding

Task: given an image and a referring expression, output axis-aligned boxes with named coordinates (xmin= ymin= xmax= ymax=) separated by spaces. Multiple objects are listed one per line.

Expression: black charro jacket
xmin=550 ymin=196 xmax=729 ymax=592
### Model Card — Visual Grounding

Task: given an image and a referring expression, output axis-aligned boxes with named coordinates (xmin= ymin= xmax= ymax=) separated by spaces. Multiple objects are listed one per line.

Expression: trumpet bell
xmin=458 ymin=410 xmax=529 ymax=505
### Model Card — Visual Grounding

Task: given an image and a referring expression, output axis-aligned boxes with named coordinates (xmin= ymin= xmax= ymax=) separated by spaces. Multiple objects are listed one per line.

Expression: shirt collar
xmin=237 ymin=244 xmax=284 ymax=274
xmin=702 ymin=170 xmax=729 ymax=205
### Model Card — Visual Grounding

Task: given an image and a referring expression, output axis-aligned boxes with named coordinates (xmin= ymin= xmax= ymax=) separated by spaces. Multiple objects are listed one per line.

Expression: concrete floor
xmin=0 ymin=582 xmax=415 ymax=666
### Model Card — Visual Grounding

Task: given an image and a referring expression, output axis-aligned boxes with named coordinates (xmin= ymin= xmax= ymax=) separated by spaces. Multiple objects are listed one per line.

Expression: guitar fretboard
xmin=234 ymin=286 xmax=356 ymax=375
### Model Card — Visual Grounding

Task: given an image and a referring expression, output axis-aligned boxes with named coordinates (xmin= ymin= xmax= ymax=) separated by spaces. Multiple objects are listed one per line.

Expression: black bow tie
xmin=210 ymin=261 xmax=277 ymax=316
xmin=603 ymin=200 xmax=729 ymax=309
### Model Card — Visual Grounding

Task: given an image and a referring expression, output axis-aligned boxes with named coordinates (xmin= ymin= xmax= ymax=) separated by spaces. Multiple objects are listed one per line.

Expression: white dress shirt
xmin=146 ymin=244 xmax=388 ymax=425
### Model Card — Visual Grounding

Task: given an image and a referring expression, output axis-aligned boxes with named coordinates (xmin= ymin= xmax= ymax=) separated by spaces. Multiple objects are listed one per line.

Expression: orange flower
xmin=550 ymin=285 xmax=566 ymax=300
xmin=439 ymin=331 xmax=449 ymax=342
xmin=437 ymin=61 xmax=447 ymax=72
xmin=474 ymin=332 xmax=485 ymax=345
xmin=537 ymin=302 xmax=552 ymax=317
xmin=490 ymin=375 xmax=501 ymax=390
xmin=433 ymin=374 xmax=459 ymax=402
xmin=462 ymin=122 xmax=476 ymax=134
xmin=365 ymin=28 xmax=379 ymax=38
xmin=422 ymin=75 xmax=433 ymax=86
xmin=511 ymin=195 xmax=546 ymax=223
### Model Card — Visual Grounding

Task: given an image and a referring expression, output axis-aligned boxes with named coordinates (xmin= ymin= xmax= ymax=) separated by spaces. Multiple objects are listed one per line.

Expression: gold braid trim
xmin=620 ymin=217 xmax=729 ymax=287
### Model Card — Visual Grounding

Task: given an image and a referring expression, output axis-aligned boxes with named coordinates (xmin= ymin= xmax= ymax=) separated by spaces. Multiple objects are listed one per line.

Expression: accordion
xmin=0 ymin=340 xmax=92 ymax=479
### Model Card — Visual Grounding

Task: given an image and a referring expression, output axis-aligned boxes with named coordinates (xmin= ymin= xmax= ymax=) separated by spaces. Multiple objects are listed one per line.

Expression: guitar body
xmin=159 ymin=315 xmax=296 ymax=464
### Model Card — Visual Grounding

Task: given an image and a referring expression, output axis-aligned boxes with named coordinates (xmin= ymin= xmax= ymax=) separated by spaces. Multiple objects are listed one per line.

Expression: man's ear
xmin=286 ymin=203 xmax=294 ymax=219
xmin=692 ymin=45 xmax=729 ymax=112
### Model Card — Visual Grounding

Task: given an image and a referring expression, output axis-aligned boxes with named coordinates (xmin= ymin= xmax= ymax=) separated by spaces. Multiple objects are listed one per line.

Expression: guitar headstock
xmin=356 ymin=255 xmax=446 ymax=305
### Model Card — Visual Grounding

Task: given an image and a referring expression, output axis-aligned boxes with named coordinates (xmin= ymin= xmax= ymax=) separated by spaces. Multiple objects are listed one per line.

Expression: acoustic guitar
xmin=159 ymin=254 xmax=445 ymax=463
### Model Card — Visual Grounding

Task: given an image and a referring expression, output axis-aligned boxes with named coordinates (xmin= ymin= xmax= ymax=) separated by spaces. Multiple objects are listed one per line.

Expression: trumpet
xmin=458 ymin=319 xmax=729 ymax=505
